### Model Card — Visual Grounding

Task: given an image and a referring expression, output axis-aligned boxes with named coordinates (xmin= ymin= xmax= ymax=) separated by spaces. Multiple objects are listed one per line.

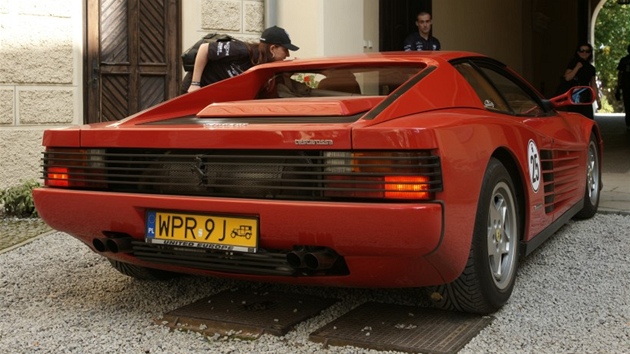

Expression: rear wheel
xmin=575 ymin=133 xmax=600 ymax=219
xmin=427 ymin=158 xmax=520 ymax=314
xmin=108 ymin=259 xmax=179 ymax=280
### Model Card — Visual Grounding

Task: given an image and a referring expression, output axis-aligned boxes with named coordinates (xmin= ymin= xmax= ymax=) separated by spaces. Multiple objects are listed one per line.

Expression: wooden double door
xmin=85 ymin=0 xmax=181 ymax=123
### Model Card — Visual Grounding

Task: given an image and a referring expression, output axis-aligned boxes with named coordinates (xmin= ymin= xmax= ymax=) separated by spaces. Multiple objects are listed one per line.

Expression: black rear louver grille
xmin=42 ymin=149 xmax=443 ymax=202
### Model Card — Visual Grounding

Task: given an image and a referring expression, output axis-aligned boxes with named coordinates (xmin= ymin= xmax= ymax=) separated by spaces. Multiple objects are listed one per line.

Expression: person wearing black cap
xmin=185 ymin=26 xmax=299 ymax=93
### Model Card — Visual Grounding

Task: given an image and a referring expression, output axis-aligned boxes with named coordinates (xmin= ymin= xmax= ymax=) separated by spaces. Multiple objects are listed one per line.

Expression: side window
xmin=477 ymin=66 xmax=546 ymax=117
xmin=454 ymin=63 xmax=509 ymax=112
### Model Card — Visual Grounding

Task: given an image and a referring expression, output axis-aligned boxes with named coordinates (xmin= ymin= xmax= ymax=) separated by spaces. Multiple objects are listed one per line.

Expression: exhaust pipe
xmin=105 ymin=237 xmax=133 ymax=253
xmin=286 ymin=248 xmax=308 ymax=269
xmin=303 ymin=250 xmax=338 ymax=271
xmin=92 ymin=236 xmax=134 ymax=253
xmin=92 ymin=238 xmax=109 ymax=252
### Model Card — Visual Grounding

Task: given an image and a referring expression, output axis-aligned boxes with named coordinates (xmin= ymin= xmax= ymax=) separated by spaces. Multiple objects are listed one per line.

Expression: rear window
xmin=256 ymin=66 xmax=424 ymax=99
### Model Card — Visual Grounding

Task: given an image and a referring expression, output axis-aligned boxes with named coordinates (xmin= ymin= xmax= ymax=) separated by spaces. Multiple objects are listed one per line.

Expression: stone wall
xmin=183 ymin=0 xmax=265 ymax=49
xmin=0 ymin=0 xmax=81 ymax=190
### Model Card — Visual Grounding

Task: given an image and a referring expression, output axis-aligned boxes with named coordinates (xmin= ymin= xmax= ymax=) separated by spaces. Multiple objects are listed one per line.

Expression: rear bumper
xmin=34 ymin=188 xmax=447 ymax=287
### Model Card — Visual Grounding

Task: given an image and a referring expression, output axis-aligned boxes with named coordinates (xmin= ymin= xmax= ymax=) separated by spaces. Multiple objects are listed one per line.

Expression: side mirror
xmin=569 ymin=87 xmax=594 ymax=104
xmin=547 ymin=86 xmax=595 ymax=108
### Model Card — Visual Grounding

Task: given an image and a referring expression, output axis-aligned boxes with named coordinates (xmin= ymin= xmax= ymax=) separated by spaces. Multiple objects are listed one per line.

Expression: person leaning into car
xmin=403 ymin=11 xmax=441 ymax=51
xmin=562 ymin=42 xmax=600 ymax=119
xmin=185 ymin=26 xmax=299 ymax=93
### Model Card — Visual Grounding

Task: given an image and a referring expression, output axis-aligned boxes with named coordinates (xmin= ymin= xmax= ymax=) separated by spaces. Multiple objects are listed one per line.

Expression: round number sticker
xmin=528 ymin=140 xmax=540 ymax=193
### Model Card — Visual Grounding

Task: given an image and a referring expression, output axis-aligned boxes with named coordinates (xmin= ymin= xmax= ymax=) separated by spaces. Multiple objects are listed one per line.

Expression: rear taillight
xmin=43 ymin=148 xmax=106 ymax=188
xmin=323 ymin=151 xmax=439 ymax=200
xmin=46 ymin=167 xmax=70 ymax=187
xmin=384 ymin=175 xmax=431 ymax=199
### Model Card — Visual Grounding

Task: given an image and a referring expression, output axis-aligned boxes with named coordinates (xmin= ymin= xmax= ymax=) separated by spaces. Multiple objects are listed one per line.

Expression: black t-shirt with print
xmin=199 ymin=40 xmax=258 ymax=86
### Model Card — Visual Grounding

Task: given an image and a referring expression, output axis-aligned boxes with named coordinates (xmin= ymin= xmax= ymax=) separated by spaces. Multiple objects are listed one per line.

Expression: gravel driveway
xmin=1 ymin=213 xmax=629 ymax=353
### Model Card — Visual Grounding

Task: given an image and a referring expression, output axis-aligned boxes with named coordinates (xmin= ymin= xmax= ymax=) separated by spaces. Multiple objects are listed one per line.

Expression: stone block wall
xmin=183 ymin=0 xmax=265 ymax=49
xmin=201 ymin=0 xmax=264 ymax=32
xmin=0 ymin=0 xmax=81 ymax=190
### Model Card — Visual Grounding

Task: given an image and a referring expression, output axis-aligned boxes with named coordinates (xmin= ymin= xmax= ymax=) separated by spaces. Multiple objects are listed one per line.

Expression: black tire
xmin=108 ymin=259 xmax=179 ymax=280
xmin=574 ymin=133 xmax=600 ymax=219
xmin=427 ymin=158 xmax=520 ymax=314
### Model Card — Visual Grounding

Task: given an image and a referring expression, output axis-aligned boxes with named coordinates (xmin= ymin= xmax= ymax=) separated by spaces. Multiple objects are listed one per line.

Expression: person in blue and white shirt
xmin=403 ymin=11 xmax=441 ymax=51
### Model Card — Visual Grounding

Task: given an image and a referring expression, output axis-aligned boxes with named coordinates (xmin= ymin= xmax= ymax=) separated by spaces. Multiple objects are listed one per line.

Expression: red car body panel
xmin=34 ymin=188 xmax=445 ymax=287
xmin=33 ymin=51 xmax=601 ymax=288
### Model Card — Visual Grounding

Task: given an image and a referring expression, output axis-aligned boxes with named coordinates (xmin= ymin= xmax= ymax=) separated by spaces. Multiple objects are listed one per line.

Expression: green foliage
xmin=595 ymin=1 xmax=630 ymax=113
xmin=0 ymin=180 xmax=40 ymax=218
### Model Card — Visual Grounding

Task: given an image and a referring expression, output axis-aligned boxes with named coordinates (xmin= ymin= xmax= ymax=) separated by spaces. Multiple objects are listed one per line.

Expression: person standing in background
xmin=562 ymin=43 xmax=600 ymax=119
xmin=403 ymin=11 xmax=441 ymax=51
xmin=614 ymin=45 xmax=630 ymax=131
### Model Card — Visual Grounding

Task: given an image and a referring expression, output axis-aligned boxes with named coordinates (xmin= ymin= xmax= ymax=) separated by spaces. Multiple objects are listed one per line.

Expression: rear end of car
xmin=33 ymin=54 xmax=472 ymax=288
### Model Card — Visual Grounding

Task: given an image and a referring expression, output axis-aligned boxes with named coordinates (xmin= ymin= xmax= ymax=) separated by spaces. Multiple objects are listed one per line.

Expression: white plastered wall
xmin=275 ymin=0 xmax=371 ymax=58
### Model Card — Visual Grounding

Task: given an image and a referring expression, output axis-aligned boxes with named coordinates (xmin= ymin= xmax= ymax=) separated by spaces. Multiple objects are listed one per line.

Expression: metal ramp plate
xmin=309 ymin=302 xmax=493 ymax=354
xmin=156 ymin=288 xmax=337 ymax=339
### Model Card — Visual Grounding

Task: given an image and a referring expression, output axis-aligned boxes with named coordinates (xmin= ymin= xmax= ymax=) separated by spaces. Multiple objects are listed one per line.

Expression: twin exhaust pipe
xmin=286 ymin=247 xmax=339 ymax=271
xmin=92 ymin=235 xmax=133 ymax=254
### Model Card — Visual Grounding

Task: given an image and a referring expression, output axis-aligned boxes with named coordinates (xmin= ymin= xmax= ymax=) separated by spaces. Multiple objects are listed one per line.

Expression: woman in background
xmin=562 ymin=42 xmax=600 ymax=119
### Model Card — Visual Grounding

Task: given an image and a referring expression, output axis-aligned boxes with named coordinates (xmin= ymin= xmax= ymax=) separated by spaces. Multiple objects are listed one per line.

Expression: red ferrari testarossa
xmin=34 ymin=51 xmax=601 ymax=314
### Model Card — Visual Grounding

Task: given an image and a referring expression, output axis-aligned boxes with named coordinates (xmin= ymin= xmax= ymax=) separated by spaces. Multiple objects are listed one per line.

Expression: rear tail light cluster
xmin=43 ymin=149 xmax=106 ymax=188
xmin=322 ymin=151 xmax=440 ymax=200
xmin=41 ymin=148 xmax=442 ymax=201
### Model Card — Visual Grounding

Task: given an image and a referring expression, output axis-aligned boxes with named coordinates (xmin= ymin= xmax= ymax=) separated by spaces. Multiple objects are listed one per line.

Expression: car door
xmin=453 ymin=58 xmax=586 ymax=225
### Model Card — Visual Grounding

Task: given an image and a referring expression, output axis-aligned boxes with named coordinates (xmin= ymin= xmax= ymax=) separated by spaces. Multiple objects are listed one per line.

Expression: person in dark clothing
xmin=184 ymin=26 xmax=299 ymax=94
xmin=562 ymin=42 xmax=600 ymax=119
xmin=403 ymin=11 xmax=440 ymax=51
xmin=615 ymin=45 xmax=630 ymax=130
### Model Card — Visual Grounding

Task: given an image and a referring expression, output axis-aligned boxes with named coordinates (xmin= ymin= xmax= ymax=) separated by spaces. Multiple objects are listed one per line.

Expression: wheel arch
xmin=490 ymin=147 xmax=527 ymax=245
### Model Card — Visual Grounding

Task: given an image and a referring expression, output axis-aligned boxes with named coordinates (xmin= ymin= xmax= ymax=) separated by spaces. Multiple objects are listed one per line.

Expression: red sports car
xmin=33 ymin=52 xmax=601 ymax=314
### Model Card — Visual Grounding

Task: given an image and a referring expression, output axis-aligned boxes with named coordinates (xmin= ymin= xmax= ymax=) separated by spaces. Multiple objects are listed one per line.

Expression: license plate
xmin=145 ymin=210 xmax=258 ymax=252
